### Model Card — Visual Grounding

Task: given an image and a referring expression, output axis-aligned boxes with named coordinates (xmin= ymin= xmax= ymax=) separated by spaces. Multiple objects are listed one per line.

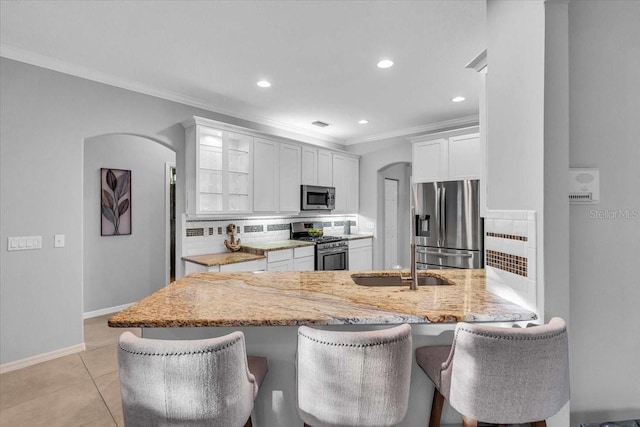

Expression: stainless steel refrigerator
xmin=413 ymin=180 xmax=483 ymax=269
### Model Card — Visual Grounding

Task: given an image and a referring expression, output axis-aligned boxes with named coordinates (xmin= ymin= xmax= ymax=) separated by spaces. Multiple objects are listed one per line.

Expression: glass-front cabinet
xmin=183 ymin=117 xmax=253 ymax=215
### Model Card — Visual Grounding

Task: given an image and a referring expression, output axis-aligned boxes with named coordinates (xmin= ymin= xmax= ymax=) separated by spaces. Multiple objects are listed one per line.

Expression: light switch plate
xmin=7 ymin=236 xmax=42 ymax=251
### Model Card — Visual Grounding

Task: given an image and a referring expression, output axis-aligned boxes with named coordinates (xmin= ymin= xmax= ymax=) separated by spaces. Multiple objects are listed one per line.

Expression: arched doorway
xmin=83 ymin=134 xmax=176 ymax=317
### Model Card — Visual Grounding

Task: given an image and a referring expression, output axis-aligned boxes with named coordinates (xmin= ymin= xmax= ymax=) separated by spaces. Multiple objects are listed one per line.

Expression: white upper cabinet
xmin=279 ymin=142 xmax=302 ymax=213
xmin=317 ymin=150 xmax=333 ymax=186
xmin=412 ymin=138 xmax=446 ymax=183
xmin=301 ymin=147 xmax=318 ymax=185
xmin=253 ymin=138 xmax=278 ymax=212
xmin=183 ymin=118 xmax=253 ymax=215
xmin=183 ymin=116 xmax=357 ymax=216
xmin=346 ymin=157 xmax=359 ymax=213
xmin=332 ymin=154 xmax=359 ymax=214
xmin=253 ymin=138 xmax=301 ymax=213
xmin=448 ymin=134 xmax=481 ymax=180
xmin=332 ymin=154 xmax=347 ymax=212
xmin=302 ymin=147 xmax=333 ymax=186
xmin=411 ymin=133 xmax=480 ymax=183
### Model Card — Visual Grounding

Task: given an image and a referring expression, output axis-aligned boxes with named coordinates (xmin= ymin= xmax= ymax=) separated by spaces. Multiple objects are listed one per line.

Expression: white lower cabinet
xmin=267 ymin=249 xmax=294 ymax=271
xmin=184 ymin=261 xmax=219 ymax=275
xmin=293 ymin=246 xmax=315 ymax=271
xmin=185 ymin=258 xmax=267 ymax=275
xmin=266 ymin=247 xmax=315 ymax=271
xmin=348 ymin=238 xmax=373 ymax=271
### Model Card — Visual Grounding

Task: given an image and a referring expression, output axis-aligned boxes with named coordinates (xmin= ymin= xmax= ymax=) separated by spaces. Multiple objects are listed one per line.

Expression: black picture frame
xmin=100 ymin=168 xmax=132 ymax=236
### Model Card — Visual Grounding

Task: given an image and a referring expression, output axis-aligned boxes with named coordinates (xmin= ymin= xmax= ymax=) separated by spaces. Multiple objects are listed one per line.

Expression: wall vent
xmin=569 ymin=193 xmax=593 ymax=202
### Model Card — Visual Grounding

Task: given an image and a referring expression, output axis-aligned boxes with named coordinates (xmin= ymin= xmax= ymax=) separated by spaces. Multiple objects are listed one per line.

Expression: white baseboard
xmin=83 ymin=303 xmax=133 ymax=319
xmin=0 ymin=343 xmax=86 ymax=374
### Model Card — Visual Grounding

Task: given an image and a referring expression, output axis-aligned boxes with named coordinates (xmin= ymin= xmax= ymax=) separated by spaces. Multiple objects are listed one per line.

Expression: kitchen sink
xmin=351 ymin=275 xmax=453 ymax=287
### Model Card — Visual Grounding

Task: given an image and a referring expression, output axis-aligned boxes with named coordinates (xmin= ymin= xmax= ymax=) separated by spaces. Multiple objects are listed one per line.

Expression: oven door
xmin=316 ymin=247 xmax=348 ymax=271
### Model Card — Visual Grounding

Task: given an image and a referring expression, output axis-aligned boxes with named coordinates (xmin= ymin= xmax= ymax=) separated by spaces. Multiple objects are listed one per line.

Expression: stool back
xmin=296 ymin=324 xmax=413 ymax=427
xmin=118 ymin=331 xmax=258 ymax=426
xmin=444 ymin=317 xmax=570 ymax=424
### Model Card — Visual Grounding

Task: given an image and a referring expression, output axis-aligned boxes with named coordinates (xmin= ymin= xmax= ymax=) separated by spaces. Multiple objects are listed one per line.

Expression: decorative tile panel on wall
xmin=182 ymin=214 xmax=358 ymax=256
xmin=484 ymin=210 xmax=537 ymax=313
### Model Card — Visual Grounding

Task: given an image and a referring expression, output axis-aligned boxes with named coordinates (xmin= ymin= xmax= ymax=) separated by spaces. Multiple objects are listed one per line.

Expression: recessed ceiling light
xmin=358 ymin=119 xmax=369 ymax=124
xmin=256 ymin=80 xmax=271 ymax=88
xmin=377 ymin=59 xmax=394 ymax=69
xmin=451 ymin=96 xmax=466 ymax=103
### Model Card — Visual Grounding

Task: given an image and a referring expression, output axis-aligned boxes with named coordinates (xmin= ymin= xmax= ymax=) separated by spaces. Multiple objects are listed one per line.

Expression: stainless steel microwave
xmin=301 ymin=185 xmax=335 ymax=211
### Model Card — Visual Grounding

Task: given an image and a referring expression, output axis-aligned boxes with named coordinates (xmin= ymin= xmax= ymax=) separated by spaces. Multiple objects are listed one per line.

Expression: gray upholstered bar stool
xmin=117 ymin=331 xmax=268 ymax=427
xmin=415 ymin=317 xmax=570 ymax=427
xmin=296 ymin=323 xmax=413 ymax=427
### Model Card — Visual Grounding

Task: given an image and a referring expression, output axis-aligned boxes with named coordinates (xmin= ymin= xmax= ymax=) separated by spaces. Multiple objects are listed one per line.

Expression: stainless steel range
xmin=291 ymin=222 xmax=348 ymax=271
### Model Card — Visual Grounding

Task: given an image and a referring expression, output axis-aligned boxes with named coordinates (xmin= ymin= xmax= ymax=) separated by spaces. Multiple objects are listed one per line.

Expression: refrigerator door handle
xmin=439 ymin=185 xmax=446 ymax=247
xmin=435 ymin=185 xmax=441 ymax=246
xmin=417 ymin=250 xmax=473 ymax=258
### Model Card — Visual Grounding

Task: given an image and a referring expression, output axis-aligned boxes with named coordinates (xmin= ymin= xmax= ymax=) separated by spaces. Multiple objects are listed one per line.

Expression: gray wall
xmin=83 ymin=134 xmax=175 ymax=313
xmin=568 ymin=1 xmax=640 ymax=423
xmin=0 ymin=58 xmax=337 ymax=365
xmin=486 ymin=0 xmax=640 ymax=423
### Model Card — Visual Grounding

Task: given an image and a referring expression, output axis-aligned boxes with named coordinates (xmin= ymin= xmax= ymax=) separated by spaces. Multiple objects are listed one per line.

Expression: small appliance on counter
xmin=300 ymin=185 xmax=335 ymax=211
xmin=291 ymin=222 xmax=348 ymax=271
xmin=413 ymin=180 xmax=483 ymax=269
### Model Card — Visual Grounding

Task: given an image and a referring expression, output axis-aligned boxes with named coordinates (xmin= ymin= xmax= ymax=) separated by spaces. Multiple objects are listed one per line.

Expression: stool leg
xmin=531 ymin=422 xmax=547 ymax=427
xmin=462 ymin=415 xmax=478 ymax=427
xmin=429 ymin=388 xmax=445 ymax=427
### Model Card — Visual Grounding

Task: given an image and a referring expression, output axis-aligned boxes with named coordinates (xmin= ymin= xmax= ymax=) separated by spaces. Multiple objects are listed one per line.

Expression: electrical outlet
xmin=54 ymin=234 xmax=65 ymax=248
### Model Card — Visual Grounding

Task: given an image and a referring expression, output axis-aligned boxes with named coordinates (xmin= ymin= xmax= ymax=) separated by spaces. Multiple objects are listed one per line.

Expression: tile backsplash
xmin=183 ymin=214 xmax=358 ymax=256
xmin=484 ymin=210 xmax=537 ymax=313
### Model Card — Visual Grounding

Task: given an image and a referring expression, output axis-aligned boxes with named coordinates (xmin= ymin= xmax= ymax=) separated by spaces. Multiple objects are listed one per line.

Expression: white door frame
xmin=165 ymin=162 xmax=176 ymax=286
xmin=384 ymin=178 xmax=399 ymax=269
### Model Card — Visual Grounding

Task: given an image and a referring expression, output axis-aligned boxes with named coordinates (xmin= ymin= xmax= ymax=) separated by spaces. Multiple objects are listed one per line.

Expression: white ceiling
xmin=0 ymin=1 xmax=486 ymax=145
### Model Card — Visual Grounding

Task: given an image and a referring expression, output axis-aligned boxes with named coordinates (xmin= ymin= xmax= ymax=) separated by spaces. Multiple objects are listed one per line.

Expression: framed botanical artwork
xmin=101 ymin=168 xmax=131 ymax=236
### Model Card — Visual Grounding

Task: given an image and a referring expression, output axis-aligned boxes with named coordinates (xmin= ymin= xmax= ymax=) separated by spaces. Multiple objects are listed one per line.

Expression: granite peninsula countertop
xmin=108 ymin=269 xmax=536 ymax=328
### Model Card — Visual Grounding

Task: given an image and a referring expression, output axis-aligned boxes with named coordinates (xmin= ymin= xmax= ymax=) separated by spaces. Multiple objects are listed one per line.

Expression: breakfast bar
xmin=109 ymin=269 xmax=536 ymax=426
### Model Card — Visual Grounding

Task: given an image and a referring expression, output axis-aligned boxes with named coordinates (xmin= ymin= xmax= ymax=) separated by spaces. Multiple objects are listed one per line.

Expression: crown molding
xmin=465 ymin=49 xmax=487 ymax=72
xmin=344 ymin=115 xmax=480 ymax=146
xmin=0 ymin=44 xmax=346 ymax=146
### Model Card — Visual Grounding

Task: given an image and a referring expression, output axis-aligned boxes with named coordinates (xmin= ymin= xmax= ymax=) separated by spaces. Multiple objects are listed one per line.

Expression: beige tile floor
xmin=0 ymin=315 xmax=140 ymax=427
